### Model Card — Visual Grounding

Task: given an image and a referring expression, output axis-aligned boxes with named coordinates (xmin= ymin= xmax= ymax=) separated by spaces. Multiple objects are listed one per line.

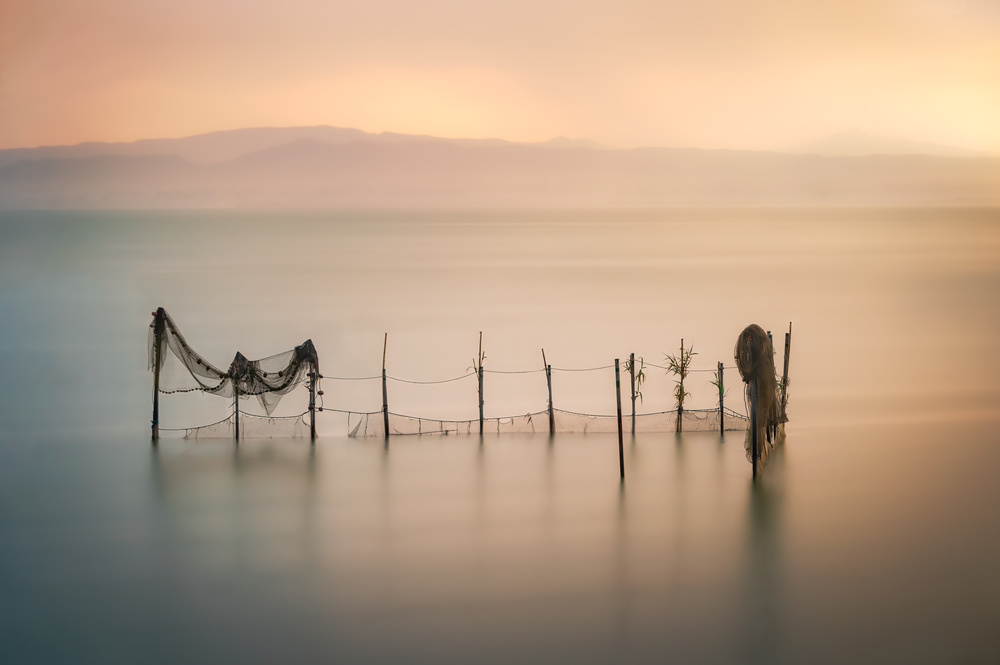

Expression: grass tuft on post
xmin=624 ymin=354 xmax=644 ymax=436
xmin=665 ymin=339 xmax=696 ymax=433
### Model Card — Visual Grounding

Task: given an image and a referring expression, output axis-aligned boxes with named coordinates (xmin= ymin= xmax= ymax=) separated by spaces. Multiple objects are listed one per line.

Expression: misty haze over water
xmin=1 ymin=208 xmax=998 ymax=663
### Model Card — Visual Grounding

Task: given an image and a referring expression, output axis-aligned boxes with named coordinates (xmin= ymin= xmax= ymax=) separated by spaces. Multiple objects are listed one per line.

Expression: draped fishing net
xmin=735 ymin=324 xmax=784 ymax=466
xmin=148 ymin=307 xmax=318 ymax=429
xmin=165 ymin=411 xmax=311 ymax=440
xmin=337 ymin=407 xmax=748 ymax=438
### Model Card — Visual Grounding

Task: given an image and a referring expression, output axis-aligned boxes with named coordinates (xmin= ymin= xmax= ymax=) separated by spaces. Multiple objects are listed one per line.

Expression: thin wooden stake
xmin=151 ymin=309 xmax=164 ymax=442
xmin=615 ymin=359 xmax=625 ymax=480
xmin=542 ymin=349 xmax=554 ymax=436
xmin=629 ymin=352 xmax=636 ymax=436
xmin=309 ymin=366 xmax=317 ymax=442
xmin=750 ymin=377 xmax=758 ymax=479
xmin=676 ymin=339 xmax=684 ymax=433
xmin=718 ymin=361 xmax=725 ymax=434
xmin=478 ymin=332 xmax=484 ymax=436
xmin=781 ymin=322 xmax=792 ymax=420
xmin=234 ymin=385 xmax=240 ymax=443
xmin=382 ymin=333 xmax=389 ymax=441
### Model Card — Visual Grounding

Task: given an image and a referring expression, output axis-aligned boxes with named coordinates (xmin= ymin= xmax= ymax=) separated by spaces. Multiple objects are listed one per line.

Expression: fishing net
xmin=148 ymin=307 xmax=319 ymax=436
xmin=170 ymin=411 xmax=311 ymax=440
xmin=149 ymin=307 xmax=318 ymax=416
xmin=735 ymin=324 xmax=783 ymax=466
xmin=337 ymin=407 xmax=748 ymax=438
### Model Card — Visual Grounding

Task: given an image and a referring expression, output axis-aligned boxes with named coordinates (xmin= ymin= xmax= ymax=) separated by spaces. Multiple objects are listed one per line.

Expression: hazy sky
xmin=2 ymin=0 xmax=998 ymax=151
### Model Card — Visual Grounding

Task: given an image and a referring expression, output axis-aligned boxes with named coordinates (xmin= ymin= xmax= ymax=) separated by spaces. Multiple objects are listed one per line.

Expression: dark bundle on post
xmin=735 ymin=324 xmax=782 ymax=477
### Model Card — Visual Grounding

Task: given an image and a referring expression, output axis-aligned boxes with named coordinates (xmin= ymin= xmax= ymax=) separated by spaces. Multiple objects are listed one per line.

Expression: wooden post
xmin=308 ymin=363 xmax=317 ymax=443
xmin=382 ymin=333 xmax=389 ymax=441
xmin=718 ymin=361 xmax=725 ymax=434
xmin=234 ymin=385 xmax=240 ymax=443
xmin=750 ymin=377 xmax=758 ymax=479
xmin=542 ymin=349 xmax=554 ymax=436
xmin=151 ymin=310 xmax=164 ymax=442
xmin=478 ymin=332 xmax=484 ymax=436
xmin=781 ymin=322 xmax=792 ymax=419
xmin=629 ymin=352 xmax=636 ymax=436
xmin=615 ymin=359 xmax=625 ymax=480
xmin=676 ymin=339 xmax=684 ymax=433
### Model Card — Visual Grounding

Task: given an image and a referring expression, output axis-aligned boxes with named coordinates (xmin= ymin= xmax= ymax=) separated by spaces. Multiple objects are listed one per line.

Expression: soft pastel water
xmin=1 ymin=209 xmax=998 ymax=663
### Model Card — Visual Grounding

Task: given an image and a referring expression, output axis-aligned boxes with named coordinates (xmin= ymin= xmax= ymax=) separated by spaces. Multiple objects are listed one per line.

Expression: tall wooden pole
xmin=478 ymin=332 xmax=484 ymax=436
xmin=542 ymin=349 xmax=554 ymax=436
xmin=382 ymin=333 xmax=389 ymax=441
xmin=234 ymin=385 xmax=240 ymax=443
xmin=718 ymin=361 xmax=725 ymax=434
xmin=676 ymin=339 xmax=684 ymax=433
xmin=781 ymin=322 xmax=792 ymax=420
xmin=151 ymin=310 xmax=164 ymax=442
xmin=629 ymin=352 xmax=636 ymax=436
xmin=615 ymin=359 xmax=625 ymax=480
xmin=750 ymin=377 xmax=758 ymax=479
xmin=309 ymin=363 xmax=317 ymax=443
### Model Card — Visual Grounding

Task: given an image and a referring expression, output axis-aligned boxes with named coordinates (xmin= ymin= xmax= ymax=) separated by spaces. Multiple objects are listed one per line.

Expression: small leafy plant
xmin=709 ymin=365 xmax=728 ymax=408
xmin=624 ymin=356 xmax=646 ymax=405
xmin=665 ymin=340 xmax=696 ymax=412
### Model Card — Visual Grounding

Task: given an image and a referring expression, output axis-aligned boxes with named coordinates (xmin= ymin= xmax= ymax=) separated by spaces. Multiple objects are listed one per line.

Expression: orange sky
xmin=2 ymin=0 xmax=998 ymax=151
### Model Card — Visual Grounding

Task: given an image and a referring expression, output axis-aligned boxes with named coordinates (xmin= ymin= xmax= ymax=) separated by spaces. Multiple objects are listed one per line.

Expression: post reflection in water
xmin=745 ymin=445 xmax=785 ymax=664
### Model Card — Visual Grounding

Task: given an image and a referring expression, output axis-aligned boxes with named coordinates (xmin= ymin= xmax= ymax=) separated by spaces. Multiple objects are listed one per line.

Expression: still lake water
xmin=1 ymin=208 xmax=999 ymax=663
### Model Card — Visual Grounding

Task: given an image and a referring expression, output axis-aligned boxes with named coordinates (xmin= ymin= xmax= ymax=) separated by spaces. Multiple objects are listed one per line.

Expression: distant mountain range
xmin=1 ymin=126 xmax=997 ymax=208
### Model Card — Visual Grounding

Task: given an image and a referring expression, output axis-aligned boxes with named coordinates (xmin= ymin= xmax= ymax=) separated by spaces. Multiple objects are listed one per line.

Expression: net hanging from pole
xmin=148 ymin=307 xmax=319 ymax=432
xmin=334 ymin=406 xmax=748 ymax=438
xmin=735 ymin=323 xmax=784 ymax=468
xmin=161 ymin=411 xmax=312 ymax=440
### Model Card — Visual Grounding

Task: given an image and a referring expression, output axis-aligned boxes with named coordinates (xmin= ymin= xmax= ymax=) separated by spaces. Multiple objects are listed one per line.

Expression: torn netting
xmin=148 ymin=307 xmax=318 ymax=415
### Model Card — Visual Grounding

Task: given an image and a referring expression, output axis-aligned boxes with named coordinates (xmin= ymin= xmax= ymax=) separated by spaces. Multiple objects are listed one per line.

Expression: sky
xmin=1 ymin=0 xmax=998 ymax=152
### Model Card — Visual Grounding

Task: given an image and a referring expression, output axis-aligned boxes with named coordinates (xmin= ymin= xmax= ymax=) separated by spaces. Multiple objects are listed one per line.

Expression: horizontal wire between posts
xmin=555 ymin=407 xmax=749 ymax=420
xmin=313 ymin=363 xmax=738 ymax=384
xmin=643 ymin=362 xmax=738 ymax=373
xmin=314 ymin=405 xmax=749 ymax=421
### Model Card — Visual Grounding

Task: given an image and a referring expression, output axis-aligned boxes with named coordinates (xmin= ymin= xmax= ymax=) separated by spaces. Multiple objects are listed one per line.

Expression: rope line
xmin=323 ymin=375 xmax=381 ymax=381
xmin=388 ymin=372 xmax=476 ymax=385
xmin=483 ymin=368 xmax=545 ymax=375
xmin=316 ymin=364 xmax=734 ymax=384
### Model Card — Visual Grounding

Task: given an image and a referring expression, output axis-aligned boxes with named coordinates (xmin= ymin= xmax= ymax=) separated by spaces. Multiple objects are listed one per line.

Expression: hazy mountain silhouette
xmin=801 ymin=130 xmax=984 ymax=158
xmin=1 ymin=126 xmax=997 ymax=208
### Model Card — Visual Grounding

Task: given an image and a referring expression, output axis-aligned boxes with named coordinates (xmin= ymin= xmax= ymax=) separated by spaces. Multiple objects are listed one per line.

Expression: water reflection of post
xmin=743 ymin=448 xmax=784 ymax=663
xmin=613 ymin=481 xmax=631 ymax=654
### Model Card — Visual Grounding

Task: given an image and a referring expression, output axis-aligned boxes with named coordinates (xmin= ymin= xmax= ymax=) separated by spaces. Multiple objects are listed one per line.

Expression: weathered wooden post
xmin=542 ymin=349 xmax=554 ymax=436
xmin=676 ymin=339 xmax=685 ymax=433
xmin=234 ymin=385 xmax=240 ymax=443
xmin=308 ymin=363 xmax=317 ymax=443
xmin=629 ymin=352 xmax=636 ymax=436
xmin=150 ymin=309 xmax=165 ymax=442
xmin=750 ymin=376 xmax=758 ymax=479
xmin=382 ymin=333 xmax=389 ymax=441
xmin=615 ymin=359 xmax=625 ymax=480
xmin=781 ymin=322 xmax=792 ymax=419
xmin=717 ymin=361 xmax=725 ymax=434
xmin=478 ymin=332 xmax=484 ymax=436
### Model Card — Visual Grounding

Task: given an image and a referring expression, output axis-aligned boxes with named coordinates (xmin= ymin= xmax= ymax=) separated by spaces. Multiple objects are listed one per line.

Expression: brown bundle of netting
xmin=734 ymin=324 xmax=782 ymax=466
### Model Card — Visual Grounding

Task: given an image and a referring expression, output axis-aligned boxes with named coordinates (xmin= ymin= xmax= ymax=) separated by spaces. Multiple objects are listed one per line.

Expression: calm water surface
xmin=1 ymin=209 xmax=998 ymax=663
